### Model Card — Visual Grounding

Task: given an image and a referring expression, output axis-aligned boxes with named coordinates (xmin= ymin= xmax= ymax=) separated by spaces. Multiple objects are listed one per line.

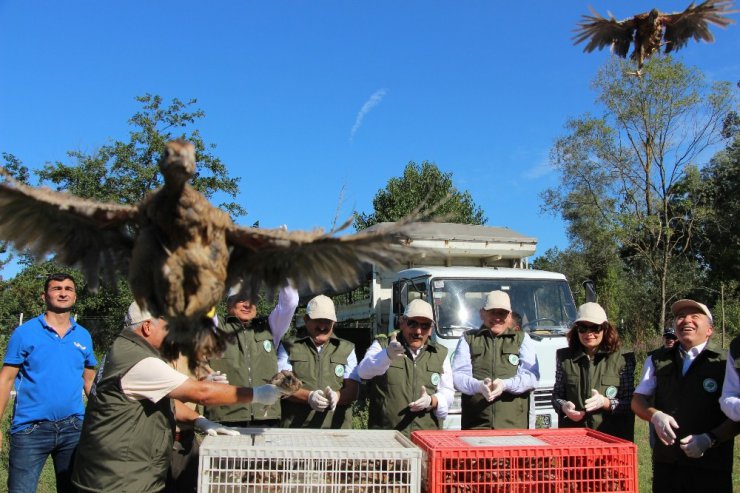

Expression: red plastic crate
xmin=411 ymin=428 xmax=637 ymax=493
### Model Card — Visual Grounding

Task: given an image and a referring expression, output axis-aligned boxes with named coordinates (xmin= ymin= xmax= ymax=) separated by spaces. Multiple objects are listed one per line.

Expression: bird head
xmin=159 ymin=139 xmax=196 ymax=187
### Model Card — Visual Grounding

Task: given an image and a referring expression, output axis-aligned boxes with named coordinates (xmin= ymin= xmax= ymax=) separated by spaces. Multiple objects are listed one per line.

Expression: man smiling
xmin=632 ymin=299 xmax=739 ymax=493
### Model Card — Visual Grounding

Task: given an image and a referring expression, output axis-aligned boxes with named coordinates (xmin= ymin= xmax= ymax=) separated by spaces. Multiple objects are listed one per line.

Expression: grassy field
xmin=1 ymin=400 xmax=737 ymax=492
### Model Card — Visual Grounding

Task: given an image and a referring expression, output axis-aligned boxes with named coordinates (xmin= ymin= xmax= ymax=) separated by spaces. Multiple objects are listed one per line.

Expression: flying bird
xmin=574 ymin=1 xmax=737 ymax=75
xmin=0 ymin=140 xmax=416 ymax=369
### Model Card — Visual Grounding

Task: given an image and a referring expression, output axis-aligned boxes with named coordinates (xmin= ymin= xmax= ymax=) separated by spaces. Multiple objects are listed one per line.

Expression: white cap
xmin=574 ymin=302 xmax=608 ymax=325
xmin=306 ymin=295 xmax=337 ymax=322
xmin=404 ymin=299 xmax=434 ymax=320
xmin=482 ymin=291 xmax=511 ymax=311
xmin=671 ymin=299 xmax=713 ymax=323
xmin=125 ymin=301 xmax=154 ymax=326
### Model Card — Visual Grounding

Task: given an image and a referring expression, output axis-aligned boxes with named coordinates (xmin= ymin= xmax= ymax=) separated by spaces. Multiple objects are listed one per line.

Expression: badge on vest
xmin=703 ymin=378 xmax=718 ymax=393
xmin=431 ymin=373 xmax=440 ymax=386
xmin=605 ymin=386 xmax=618 ymax=398
xmin=508 ymin=354 xmax=519 ymax=366
xmin=263 ymin=340 xmax=273 ymax=352
xmin=335 ymin=364 xmax=345 ymax=377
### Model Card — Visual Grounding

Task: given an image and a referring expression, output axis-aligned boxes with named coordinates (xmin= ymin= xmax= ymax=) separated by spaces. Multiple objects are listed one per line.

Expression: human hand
xmin=202 ymin=371 xmax=229 ymax=385
xmin=651 ymin=411 xmax=679 ymax=445
xmin=478 ymin=378 xmax=495 ymax=402
xmin=386 ymin=333 xmax=405 ymax=360
xmin=679 ymin=433 xmax=712 ymax=458
xmin=489 ymin=379 xmax=504 ymax=400
xmin=251 ymin=384 xmax=282 ymax=405
xmin=409 ymin=386 xmax=433 ymax=412
xmin=194 ymin=416 xmax=240 ymax=436
xmin=324 ymin=386 xmax=339 ymax=412
xmin=584 ymin=389 xmax=609 ymax=412
xmin=308 ymin=389 xmax=330 ymax=411
xmin=562 ymin=401 xmax=586 ymax=422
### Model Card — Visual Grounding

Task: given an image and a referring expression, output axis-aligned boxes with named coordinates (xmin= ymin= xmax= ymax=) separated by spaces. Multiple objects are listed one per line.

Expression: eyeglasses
xmin=406 ymin=319 xmax=433 ymax=330
xmin=576 ymin=323 xmax=603 ymax=334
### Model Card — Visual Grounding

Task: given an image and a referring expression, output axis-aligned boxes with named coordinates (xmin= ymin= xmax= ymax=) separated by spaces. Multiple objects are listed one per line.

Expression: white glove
xmin=409 ymin=386 xmax=433 ymax=412
xmin=651 ymin=411 xmax=679 ymax=445
xmin=679 ymin=433 xmax=713 ymax=458
xmin=386 ymin=333 xmax=405 ymax=360
xmin=561 ymin=401 xmax=586 ymax=422
xmin=203 ymin=371 xmax=229 ymax=385
xmin=489 ymin=379 xmax=504 ymax=400
xmin=584 ymin=389 xmax=608 ymax=412
xmin=308 ymin=389 xmax=330 ymax=411
xmin=478 ymin=378 xmax=495 ymax=402
xmin=194 ymin=416 xmax=240 ymax=436
xmin=324 ymin=386 xmax=339 ymax=412
xmin=251 ymin=384 xmax=282 ymax=405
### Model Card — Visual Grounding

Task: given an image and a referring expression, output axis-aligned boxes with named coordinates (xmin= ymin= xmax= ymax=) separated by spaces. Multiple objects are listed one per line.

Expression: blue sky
xmin=1 ymin=1 xmax=738 ymax=279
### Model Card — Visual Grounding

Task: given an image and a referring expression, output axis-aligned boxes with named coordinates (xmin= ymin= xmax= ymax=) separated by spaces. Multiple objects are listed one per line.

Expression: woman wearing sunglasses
xmin=552 ymin=302 xmax=636 ymax=441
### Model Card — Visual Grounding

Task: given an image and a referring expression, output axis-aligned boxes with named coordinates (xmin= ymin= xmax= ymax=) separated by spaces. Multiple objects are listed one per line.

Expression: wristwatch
xmin=706 ymin=431 xmax=718 ymax=448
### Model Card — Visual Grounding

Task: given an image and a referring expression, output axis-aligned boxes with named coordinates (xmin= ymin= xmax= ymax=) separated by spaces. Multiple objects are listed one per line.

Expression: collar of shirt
xmin=679 ymin=340 xmax=708 ymax=361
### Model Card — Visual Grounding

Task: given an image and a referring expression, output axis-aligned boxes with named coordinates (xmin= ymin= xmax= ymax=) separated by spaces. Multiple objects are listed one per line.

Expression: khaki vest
xmin=205 ymin=316 xmax=279 ymax=422
xmin=280 ymin=334 xmax=354 ymax=429
xmin=72 ymin=331 xmax=175 ymax=493
xmin=461 ymin=327 xmax=529 ymax=429
xmin=367 ymin=332 xmax=448 ymax=436
xmin=651 ymin=342 xmax=732 ymax=471
xmin=556 ymin=347 xmax=635 ymax=441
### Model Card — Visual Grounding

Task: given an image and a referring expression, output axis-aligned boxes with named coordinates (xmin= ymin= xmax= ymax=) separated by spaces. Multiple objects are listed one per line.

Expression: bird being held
xmin=574 ymin=1 xmax=737 ymax=75
xmin=0 ymin=140 xmax=416 ymax=370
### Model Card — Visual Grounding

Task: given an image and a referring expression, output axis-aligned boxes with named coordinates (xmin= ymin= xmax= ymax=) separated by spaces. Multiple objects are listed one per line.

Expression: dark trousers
xmin=653 ymin=461 xmax=732 ymax=493
xmin=165 ymin=431 xmax=199 ymax=493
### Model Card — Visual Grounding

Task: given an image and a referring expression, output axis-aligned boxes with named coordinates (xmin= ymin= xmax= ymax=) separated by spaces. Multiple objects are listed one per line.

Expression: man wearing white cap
xmin=358 ymin=299 xmax=455 ymax=436
xmin=72 ymin=302 xmax=290 ymax=493
xmin=277 ymin=294 xmax=360 ymax=429
xmin=632 ymin=299 xmax=739 ymax=493
xmin=452 ymin=290 xmax=540 ymax=429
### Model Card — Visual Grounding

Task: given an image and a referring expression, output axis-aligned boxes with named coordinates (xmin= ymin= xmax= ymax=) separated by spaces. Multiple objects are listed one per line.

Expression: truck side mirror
xmin=582 ymin=279 xmax=597 ymax=303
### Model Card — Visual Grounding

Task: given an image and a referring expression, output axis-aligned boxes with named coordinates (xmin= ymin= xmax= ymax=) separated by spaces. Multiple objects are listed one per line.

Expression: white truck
xmin=332 ymin=222 xmax=577 ymax=429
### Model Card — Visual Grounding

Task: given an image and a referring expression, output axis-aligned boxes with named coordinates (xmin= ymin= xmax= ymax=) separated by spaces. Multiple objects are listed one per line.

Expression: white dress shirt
xmin=719 ymin=346 xmax=740 ymax=421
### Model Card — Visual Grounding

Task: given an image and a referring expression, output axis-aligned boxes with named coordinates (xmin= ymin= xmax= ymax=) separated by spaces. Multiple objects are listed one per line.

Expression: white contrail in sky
xmin=350 ymin=89 xmax=387 ymax=141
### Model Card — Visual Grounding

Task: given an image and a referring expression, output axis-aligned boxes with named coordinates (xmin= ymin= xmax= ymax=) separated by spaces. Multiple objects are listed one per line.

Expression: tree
xmin=354 ymin=161 xmax=486 ymax=230
xmin=542 ymin=56 xmax=734 ymax=331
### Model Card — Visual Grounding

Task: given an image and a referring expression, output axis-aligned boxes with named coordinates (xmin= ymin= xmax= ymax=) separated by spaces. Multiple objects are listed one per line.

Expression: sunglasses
xmin=406 ymin=319 xmax=433 ymax=330
xmin=576 ymin=323 xmax=603 ymax=334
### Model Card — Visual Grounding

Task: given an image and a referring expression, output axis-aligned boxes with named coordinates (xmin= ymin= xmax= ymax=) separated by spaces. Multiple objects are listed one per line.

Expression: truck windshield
xmin=431 ymin=278 xmax=577 ymax=339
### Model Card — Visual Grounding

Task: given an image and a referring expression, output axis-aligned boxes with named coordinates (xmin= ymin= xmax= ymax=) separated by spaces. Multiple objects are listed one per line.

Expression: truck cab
xmin=388 ymin=267 xmax=576 ymax=429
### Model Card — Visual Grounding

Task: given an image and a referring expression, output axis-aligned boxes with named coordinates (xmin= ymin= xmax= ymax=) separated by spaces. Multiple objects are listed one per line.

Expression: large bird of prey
xmin=574 ymin=1 xmax=737 ymax=75
xmin=0 ymin=140 xmax=414 ymax=368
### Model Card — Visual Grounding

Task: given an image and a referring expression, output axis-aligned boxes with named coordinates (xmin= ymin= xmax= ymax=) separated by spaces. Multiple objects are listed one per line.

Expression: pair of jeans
xmin=8 ymin=415 xmax=83 ymax=493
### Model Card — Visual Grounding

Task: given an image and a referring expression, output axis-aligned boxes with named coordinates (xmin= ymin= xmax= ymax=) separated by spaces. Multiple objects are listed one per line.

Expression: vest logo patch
xmin=508 ymin=354 xmax=519 ymax=366
xmin=703 ymin=378 xmax=718 ymax=393
xmin=263 ymin=340 xmax=273 ymax=352
xmin=605 ymin=386 xmax=618 ymax=398
xmin=335 ymin=364 xmax=345 ymax=377
xmin=431 ymin=373 xmax=440 ymax=386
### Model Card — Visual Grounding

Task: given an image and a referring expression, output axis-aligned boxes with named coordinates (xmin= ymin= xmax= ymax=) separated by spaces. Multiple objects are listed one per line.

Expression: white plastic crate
xmin=198 ymin=429 xmax=422 ymax=492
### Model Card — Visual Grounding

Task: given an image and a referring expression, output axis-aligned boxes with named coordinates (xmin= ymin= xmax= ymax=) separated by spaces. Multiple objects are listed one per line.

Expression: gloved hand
xmin=561 ymin=401 xmax=586 ymax=422
xmin=409 ymin=386 xmax=433 ymax=412
xmin=584 ymin=389 xmax=608 ymax=412
xmin=324 ymin=386 xmax=339 ymax=412
xmin=478 ymin=378 xmax=495 ymax=402
xmin=489 ymin=379 xmax=505 ymax=400
xmin=679 ymin=433 xmax=713 ymax=458
xmin=203 ymin=371 xmax=229 ymax=385
xmin=308 ymin=389 xmax=330 ymax=411
xmin=194 ymin=416 xmax=241 ymax=436
xmin=251 ymin=384 xmax=282 ymax=405
xmin=651 ymin=411 xmax=679 ymax=445
xmin=386 ymin=333 xmax=405 ymax=360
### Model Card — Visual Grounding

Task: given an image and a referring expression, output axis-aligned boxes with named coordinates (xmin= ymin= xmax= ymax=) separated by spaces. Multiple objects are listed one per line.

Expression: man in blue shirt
xmin=0 ymin=273 xmax=97 ymax=493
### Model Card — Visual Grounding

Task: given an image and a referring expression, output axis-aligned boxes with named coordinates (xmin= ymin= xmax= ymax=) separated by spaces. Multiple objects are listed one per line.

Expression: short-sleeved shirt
xmin=4 ymin=314 xmax=97 ymax=433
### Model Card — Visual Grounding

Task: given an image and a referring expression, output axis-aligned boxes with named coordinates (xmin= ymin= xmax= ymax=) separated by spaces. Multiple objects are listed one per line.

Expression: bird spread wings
xmin=573 ymin=7 xmax=635 ymax=58
xmin=663 ymin=1 xmax=737 ymax=52
xmin=0 ymin=170 xmax=138 ymax=287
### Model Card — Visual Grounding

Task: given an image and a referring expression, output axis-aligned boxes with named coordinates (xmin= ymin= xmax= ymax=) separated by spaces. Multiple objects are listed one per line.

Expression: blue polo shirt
xmin=3 ymin=314 xmax=97 ymax=434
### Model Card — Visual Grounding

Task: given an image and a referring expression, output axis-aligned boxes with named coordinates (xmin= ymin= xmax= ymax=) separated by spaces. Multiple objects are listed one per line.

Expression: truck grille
xmin=533 ymin=387 xmax=553 ymax=410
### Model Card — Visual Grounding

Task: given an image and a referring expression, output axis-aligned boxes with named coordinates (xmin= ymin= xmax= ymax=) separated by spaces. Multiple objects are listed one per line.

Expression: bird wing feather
xmin=573 ymin=7 xmax=636 ymax=58
xmin=663 ymin=0 xmax=737 ymax=53
xmin=0 ymin=169 xmax=138 ymax=286
xmin=225 ymin=218 xmax=413 ymax=298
